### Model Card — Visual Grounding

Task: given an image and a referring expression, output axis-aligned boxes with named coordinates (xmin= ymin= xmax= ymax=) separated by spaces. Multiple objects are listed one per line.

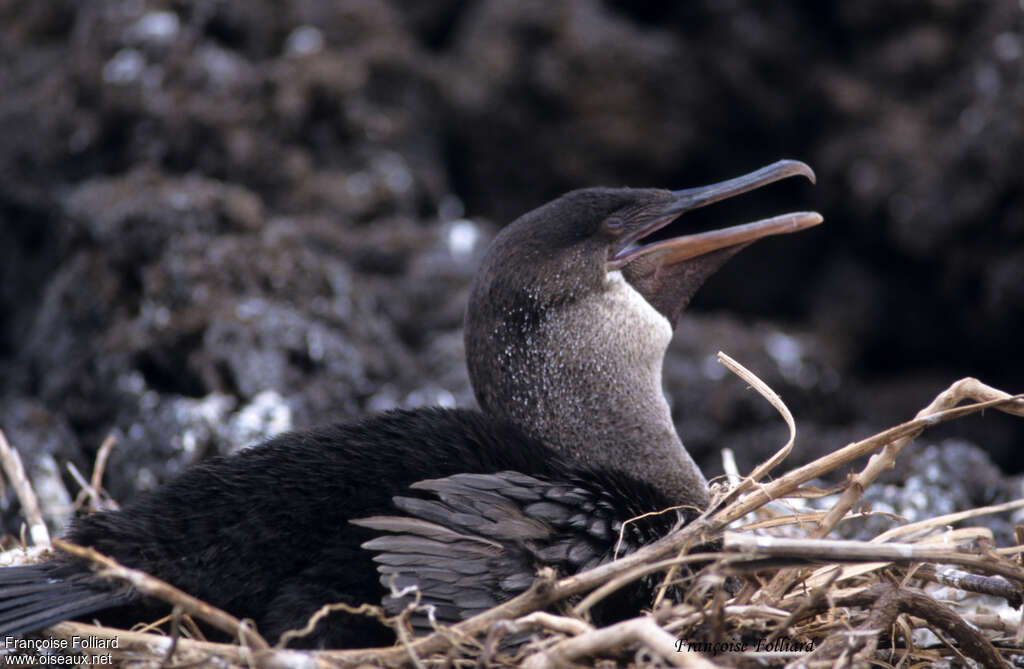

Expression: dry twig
xmin=52 ymin=539 xmax=269 ymax=652
xmin=762 ymin=380 xmax=1024 ymax=600
xmin=806 ymin=583 xmax=1006 ymax=668
xmin=90 ymin=434 xmax=116 ymax=506
xmin=522 ymin=615 xmax=719 ymax=669
xmin=0 ymin=429 xmax=50 ymax=547
xmin=724 ymin=533 xmax=1024 ymax=586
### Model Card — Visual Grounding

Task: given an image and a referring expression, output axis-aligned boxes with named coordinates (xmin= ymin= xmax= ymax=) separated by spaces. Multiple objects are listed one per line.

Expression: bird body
xmin=2 ymin=409 xmax=675 ymax=647
xmin=0 ymin=160 xmax=821 ymax=648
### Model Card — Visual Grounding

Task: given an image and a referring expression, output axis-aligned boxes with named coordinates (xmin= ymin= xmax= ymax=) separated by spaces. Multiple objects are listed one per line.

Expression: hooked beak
xmin=608 ymin=160 xmax=822 ymax=270
xmin=614 ymin=159 xmax=823 ymax=326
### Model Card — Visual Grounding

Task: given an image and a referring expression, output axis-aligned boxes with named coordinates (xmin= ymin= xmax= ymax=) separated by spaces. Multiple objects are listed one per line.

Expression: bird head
xmin=464 ymin=160 xmax=822 ymax=505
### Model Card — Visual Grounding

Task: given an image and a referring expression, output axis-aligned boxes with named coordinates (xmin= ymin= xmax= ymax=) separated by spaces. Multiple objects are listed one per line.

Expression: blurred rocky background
xmin=1 ymin=1 xmax=1022 ymax=539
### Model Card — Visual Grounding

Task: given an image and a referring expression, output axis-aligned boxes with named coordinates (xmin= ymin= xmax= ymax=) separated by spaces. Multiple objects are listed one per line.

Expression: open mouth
xmin=607 ymin=160 xmax=823 ymax=270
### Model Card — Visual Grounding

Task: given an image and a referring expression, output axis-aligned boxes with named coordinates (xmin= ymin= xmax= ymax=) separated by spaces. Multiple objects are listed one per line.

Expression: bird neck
xmin=467 ymin=271 xmax=710 ymax=511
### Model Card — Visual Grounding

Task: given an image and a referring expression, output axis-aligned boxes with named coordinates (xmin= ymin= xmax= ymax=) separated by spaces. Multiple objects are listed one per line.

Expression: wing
xmin=352 ymin=470 xmax=631 ymax=633
xmin=0 ymin=563 xmax=129 ymax=637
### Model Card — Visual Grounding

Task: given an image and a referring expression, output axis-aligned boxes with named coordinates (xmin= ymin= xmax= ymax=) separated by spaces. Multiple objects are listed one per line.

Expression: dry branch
xmin=0 ymin=429 xmax=50 ymax=547
xmin=724 ymin=533 xmax=1024 ymax=586
xmin=760 ymin=380 xmax=1024 ymax=601
xmin=46 ymin=621 xmax=254 ymax=666
xmin=52 ymin=539 xmax=269 ymax=651
xmin=711 ymin=392 xmax=1024 ymax=531
xmin=915 ymin=564 xmax=1022 ymax=607
xmin=872 ymin=497 xmax=1024 ymax=543
xmin=90 ymin=434 xmax=116 ymax=505
xmin=715 ymin=352 xmax=796 ymax=502
xmin=807 ymin=583 xmax=1006 ymax=668
xmin=817 ymin=378 xmax=1024 ymax=537
xmin=522 ymin=615 xmax=719 ymax=669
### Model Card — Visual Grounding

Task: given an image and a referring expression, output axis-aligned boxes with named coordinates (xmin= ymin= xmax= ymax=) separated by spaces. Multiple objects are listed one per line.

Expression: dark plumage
xmin=0 ymin=160 xmax=821 ymax=648
xmin=0 ymin=410 xmax=680 ymax=647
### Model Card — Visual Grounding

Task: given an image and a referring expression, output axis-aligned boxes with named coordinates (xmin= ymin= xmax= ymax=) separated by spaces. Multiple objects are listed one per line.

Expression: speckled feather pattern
xmin=465 ymin=188 xmax=712 ymax=511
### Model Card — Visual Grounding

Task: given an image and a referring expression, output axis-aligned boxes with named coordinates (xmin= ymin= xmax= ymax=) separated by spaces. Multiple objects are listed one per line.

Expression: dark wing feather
xmin=354 ymin=512 xmax=517 ymax=631
xmin=353 ymin=470 xmax=643 ymax=632
xmin=0 ymin=564 xmax=129 ymax=637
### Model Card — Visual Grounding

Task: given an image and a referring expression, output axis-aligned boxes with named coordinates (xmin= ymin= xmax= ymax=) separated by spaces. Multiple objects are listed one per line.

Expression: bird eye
xmin=603 ymin=217 xmax=625 ymax=232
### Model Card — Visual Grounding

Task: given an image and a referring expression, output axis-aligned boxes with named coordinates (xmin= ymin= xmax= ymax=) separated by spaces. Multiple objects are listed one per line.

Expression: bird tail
xmin=0 ymin=563 xmax=127 ymax=638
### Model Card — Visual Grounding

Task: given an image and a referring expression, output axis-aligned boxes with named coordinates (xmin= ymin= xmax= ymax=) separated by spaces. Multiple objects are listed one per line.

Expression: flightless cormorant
xmin=0 ymin=160 xmax=821 ymax=648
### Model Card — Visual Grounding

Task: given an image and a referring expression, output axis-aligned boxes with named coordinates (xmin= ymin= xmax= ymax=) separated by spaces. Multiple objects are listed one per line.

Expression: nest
xmin=2 ymin=353 xmax=1024 ymax=668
